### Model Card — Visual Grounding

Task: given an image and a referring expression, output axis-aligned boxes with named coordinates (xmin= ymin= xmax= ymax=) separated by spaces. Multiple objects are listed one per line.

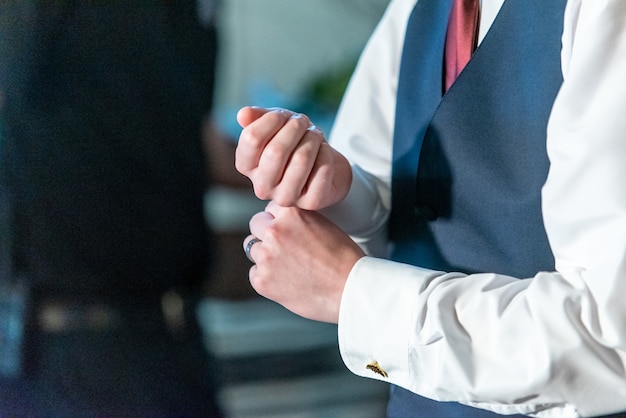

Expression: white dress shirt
xmin=326 ymin=0 xmax=626 ymax=416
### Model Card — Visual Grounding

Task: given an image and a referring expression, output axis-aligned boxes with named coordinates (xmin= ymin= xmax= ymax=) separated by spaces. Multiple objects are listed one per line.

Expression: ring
xmin=244 ymin=237 xmax=262 ymax=263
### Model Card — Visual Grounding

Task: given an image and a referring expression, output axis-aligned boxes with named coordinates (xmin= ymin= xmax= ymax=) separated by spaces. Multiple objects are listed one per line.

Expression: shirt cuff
xmin=337 ymin=256 xmax=438 ymax=388
xmin=320 ymin=165 xmax=388 ymax=237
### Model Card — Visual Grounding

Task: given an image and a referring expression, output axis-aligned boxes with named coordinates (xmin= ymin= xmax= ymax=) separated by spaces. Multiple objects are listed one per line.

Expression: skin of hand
xmin=235 ymin=106 xmax=352 ymax=210
xmin=235 ymin=106 xmax=365 ymax=322
xmin=244 ymin=201 xmax=366 ymax=324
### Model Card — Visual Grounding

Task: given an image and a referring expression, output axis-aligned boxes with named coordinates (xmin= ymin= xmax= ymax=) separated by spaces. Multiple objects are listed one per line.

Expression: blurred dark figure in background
xmin=0 ymin=1 xmax=224 ymax=416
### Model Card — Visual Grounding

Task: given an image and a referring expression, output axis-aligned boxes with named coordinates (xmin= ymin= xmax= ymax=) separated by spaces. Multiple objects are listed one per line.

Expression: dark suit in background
xmin=0 ymin=1 xmax=222 ymax=415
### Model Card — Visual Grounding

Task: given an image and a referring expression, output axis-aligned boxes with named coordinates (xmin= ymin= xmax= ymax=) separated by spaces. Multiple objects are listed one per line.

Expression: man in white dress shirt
xmin=235 ymin=0 xmax=626 ymax=416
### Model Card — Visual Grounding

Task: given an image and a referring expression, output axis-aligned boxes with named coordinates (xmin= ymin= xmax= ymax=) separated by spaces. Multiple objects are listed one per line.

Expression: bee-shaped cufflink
xmin=366 ymin=360 xmax=388 ymax=378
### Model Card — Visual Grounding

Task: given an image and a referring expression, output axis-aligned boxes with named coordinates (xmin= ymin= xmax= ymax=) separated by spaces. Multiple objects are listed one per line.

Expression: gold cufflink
xmin=366 ymin=360 xmax=388 ymax=378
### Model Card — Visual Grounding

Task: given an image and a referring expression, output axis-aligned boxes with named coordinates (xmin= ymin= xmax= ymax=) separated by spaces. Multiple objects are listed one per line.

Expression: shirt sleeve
xmin=324 ymin=0 xmax=415 ymax=256
xmin=334 ymin=0 xmax=626 ymax=417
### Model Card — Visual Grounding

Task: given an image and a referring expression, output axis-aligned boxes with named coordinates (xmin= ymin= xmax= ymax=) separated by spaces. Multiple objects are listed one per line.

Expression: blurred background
xmin=0 ymin=1 xmax=390 ymax=416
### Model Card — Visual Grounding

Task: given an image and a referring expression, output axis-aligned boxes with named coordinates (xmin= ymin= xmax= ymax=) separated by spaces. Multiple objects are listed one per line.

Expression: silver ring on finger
xmin=244 ymin=237 xmax=262 ymax=264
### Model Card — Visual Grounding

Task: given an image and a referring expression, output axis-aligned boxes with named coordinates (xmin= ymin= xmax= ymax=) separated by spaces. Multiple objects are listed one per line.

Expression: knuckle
xmin=297 ymin=182 xmax=328 ymax=210
xmin=261 ymin=109 xmax=290 ymax=129
xmin=274 ymin=194 xmax=297 ymax=208
xmin=240 ymin=126 xmax=266 ymax=149
xmin=253 ymin=182 xmax=272 ymax=201
xmin=248 ymin=260 xmax=276 ymax=298
xmin=289 ymin=150 xmax=311 ymax=170
xmin=264 ymin=223 xmax=282 ymax=244
xmin=298 ymin=195 xmax=321 ymax=211
xmin=288 ymin=114 xmax=310 ymax=130
xmin=249 ymin=271 xmax=266 ymax=294
xmin=233 ymin=156 xmax=248 ymax=174
xmin=263 ymin=142 xmax=288 ymax=163
xmin=273 ymin=186 xmax=300 ymax=207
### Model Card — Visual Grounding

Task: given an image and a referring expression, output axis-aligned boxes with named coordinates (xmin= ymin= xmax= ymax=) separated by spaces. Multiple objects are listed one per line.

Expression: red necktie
xmin=444 ymin=0 xmax=480 ymax=92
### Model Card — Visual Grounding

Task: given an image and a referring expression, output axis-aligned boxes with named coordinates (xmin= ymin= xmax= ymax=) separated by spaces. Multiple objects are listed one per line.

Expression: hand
xmin=235 ymin=106 xmax=352 ymax=210
xmin=244 ymin=201 xmax=366 ymax=323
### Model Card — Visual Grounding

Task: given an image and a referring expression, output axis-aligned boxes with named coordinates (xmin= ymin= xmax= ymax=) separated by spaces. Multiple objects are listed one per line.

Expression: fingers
xmin=254 ymin=114 xmax=313 ymax=202
xmin=235 ymin=106 xmax=351 ymax=210
xmin=241 ymin=202 xmax=364 ymax=324
xmin=269 ymin=125 xmax=324 ymax=206
xmin=264 ymin=200 xmax=281 ymax=215
xmin=248 ymin=208 xmax=275 ymax=241
xmin=297 ymin=141 xmax=335 ymax=208
xmin=235 ymin=107 xmax=324 ymax=205
xmin=235 ymin=108 xmax=294 ymax=175
xmin=243 ymin=208 xmax=276 ymax=265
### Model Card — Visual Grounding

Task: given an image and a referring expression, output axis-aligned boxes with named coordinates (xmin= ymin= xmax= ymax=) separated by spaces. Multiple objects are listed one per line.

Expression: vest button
xmin=414 ymin=205 xmax=438 ymax=221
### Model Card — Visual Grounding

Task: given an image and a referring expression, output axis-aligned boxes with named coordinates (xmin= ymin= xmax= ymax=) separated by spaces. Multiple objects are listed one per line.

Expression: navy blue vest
xmin=387 ymin=0 xmax=571 ymax=416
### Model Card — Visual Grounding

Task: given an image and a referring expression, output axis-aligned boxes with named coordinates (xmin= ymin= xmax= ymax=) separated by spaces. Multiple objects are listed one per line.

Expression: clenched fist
xmin=235 ymin=106 xmax=352 ymax=210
